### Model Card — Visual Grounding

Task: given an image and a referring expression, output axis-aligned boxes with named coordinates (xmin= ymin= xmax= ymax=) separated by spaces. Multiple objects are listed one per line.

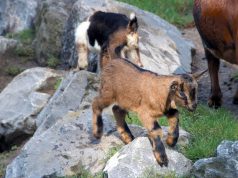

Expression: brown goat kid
xmin=92 ymin=58 xmax=204 ymax=167
xmin=193 ymin=0 xmax=238 ymax=108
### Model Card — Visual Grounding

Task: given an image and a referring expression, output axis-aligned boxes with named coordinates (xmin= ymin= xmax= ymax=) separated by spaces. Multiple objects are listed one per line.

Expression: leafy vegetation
xmin=5 ymin=66 xmax=24 ymax=76
xmin=124 ymin=105 xmax=238 ymax=161
xmin=119 ymin=0 xmax=194 ymax=28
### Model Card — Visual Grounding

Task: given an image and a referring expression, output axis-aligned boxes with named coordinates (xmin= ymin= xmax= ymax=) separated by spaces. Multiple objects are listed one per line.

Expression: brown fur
xmin=92 ymin=58 xmax=200 ymax=166
xmin=193 ymin=0 xmax=238 ymax=107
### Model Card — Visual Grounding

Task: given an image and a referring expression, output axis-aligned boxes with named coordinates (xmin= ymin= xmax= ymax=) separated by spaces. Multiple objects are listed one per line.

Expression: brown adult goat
xmin=92 ymin=58 xmax=204 ymax=167
xmin=193 ymin=0 xmax=238 ymax=108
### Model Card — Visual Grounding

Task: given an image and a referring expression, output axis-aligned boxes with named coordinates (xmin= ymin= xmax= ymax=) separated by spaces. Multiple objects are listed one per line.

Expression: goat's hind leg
xmin=165 ymin=109 xmax=179 ymax=147
xmin=112 ymin=105 xmax=134 ymax=144
xmin=92 ymin=96 xmax=112 ymax=139
xmin=76 ymin=43 xmax=88 ymax=70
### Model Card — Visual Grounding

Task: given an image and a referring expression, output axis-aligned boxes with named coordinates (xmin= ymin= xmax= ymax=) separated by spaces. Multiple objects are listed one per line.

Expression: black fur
xmin=87 ymin=11 xmax=130 ymax=47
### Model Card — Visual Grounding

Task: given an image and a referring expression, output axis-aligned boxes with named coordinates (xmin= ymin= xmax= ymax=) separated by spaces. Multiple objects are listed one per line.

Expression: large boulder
xmin=192 ymin=140 xmax=238 ymax=178
xmin=0 ymin=0 xmax=38 ymax=35
xmin=0 ymin=67 xmax=63 ymax=150
xmin=61 ymin=0 xmax=194 ymax=74
xmin=5 ymin=71 xmax=192 ymax=178
xmin=34 ymin=0 xmax=77 ymax=65
xmin=104 ymin=137 xmax=192 ymax=178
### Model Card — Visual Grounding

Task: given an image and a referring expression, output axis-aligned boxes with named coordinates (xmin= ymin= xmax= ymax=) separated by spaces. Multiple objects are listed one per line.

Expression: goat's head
xmin=123 ymin=13 xmax=142 ymax=67
xmin=170 ymin=70 xmax=207 ymax=111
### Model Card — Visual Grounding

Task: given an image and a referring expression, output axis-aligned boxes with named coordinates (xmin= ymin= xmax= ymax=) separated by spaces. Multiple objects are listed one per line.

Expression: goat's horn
xmin=193 ymin=69 xmax=208 ymax=80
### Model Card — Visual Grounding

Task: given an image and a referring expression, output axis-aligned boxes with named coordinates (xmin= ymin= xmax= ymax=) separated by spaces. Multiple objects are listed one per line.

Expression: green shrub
xmin=47 ymin=55 xmax=59 ymax=68
xmin=5 ymin=66 xmax=24 ymax=76
xmin=15 ymin=45 xmax=34 ymax=57
xmin=119 ymin=0 xmax=193 ymax=28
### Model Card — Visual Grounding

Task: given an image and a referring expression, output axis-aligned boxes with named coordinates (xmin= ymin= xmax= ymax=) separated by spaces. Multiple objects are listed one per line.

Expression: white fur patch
xmin=75 ymin=21 xmax=90 ymax=46
xmin=130 ymin=12 xmax=136 ymax=20
xmin=75 ymin=21 xmax=101 ymax=53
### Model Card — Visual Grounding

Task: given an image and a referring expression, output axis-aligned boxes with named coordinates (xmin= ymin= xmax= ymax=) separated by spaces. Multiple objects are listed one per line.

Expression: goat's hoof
xmin=233 ymin=97 xmax=238 ymax=105
xmin=93 ymin=130 xmax=103 ymax=139
xmin=166 ymin=135 xmax=178 ymax=147
xmin=208 ymin=95 xmax=222 ymax=109
xmin=121 ymin=134 xmax=134 ymax=144
xmin=154 ymin=151 xmax=168 ymax=167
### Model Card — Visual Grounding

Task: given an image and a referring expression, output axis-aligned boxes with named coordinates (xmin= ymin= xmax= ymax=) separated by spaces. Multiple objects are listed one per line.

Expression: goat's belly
xmin=206 ymin=47 xmax=237 ymax=65
xmin=88 ymin=40 xmax=101 ymax=53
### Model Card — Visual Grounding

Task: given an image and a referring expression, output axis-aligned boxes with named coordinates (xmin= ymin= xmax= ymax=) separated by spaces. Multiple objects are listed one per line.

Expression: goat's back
xmin=88 ymin=11 xmax=129 ymax=46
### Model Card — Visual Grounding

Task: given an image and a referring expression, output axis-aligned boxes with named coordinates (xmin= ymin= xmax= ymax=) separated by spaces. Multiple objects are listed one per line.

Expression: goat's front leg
xmin=165 ymin=109 xmax=179 ymax=147
xmin=92 ymin=96 xmax=112 ymax=139
xmin=139 ymin=113 xmax=168 ymax=167
xmin=112 ymin=105 xmax=134 ymax=144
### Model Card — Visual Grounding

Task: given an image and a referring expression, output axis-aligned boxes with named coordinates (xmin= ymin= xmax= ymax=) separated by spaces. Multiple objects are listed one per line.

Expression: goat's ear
xmin=193 ymin=69 xmax=208 ymax=81
xmin=128 ymin=13 xmax=138 ymax=32
xmin=170 ymin=81 xmax=179 ymax=92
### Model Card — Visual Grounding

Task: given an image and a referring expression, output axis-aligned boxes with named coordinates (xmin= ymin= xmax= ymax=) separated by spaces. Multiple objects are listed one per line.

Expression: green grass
xmin=105 ymin=145 xmax=123 ymax=161
xmin=124 ymin=105 xmax=238 ymax=161
xmin=118 ymin=0 xmax=193 ymax=28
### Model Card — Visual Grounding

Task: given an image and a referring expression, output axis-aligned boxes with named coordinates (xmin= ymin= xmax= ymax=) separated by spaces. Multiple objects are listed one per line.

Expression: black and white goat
xmin=75 ymin=11 xmax=143 ymax=70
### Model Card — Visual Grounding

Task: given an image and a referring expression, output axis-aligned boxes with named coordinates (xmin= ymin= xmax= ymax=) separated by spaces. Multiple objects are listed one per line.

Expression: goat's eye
xmin=190 ymin=88 xmax=196 ymax=98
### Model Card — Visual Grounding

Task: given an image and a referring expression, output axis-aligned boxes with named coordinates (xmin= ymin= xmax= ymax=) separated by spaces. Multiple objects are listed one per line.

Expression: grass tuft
xmin=119 ymin=0 xmax=194 ymax=28
xmin=179 ymin=105 xmax=238 ymax=161
xmin=123 ymin=105 xmax=238 ymax=161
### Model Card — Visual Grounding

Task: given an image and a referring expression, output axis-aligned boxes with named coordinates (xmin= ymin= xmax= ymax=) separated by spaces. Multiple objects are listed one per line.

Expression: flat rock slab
xmin=104 ymin=137 xmax=192 ymax=178
xmin=0 ymin=67 xmax=63 ymax=145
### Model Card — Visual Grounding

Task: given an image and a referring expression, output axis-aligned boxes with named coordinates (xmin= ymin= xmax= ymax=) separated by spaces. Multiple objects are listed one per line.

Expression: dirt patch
xmin=0 ymin=51 xmax=39 ymax=92
xmin=182 ymin=28 xmax=238 ymax=117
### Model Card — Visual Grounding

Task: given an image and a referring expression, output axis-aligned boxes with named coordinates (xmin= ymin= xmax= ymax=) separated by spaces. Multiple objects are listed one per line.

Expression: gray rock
xmin=5 ymin=71 xmax=192 ymax=178
xmin=0 ymin=67 xmax=63 ymax=145
xmin=61 ymin=0 xmax=194 ymax=74
xmin=104 ymin=137 xmax=192 ymax=178
xmin=192 ymin=140 xmax=238 ymax=178
xmin=0 ymin=36 xmax=18 ymax=54
xmin=0 ymin=0 xmax=38 ymax=35
xmin=34 ymin=0 xmax=76 ymax=65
